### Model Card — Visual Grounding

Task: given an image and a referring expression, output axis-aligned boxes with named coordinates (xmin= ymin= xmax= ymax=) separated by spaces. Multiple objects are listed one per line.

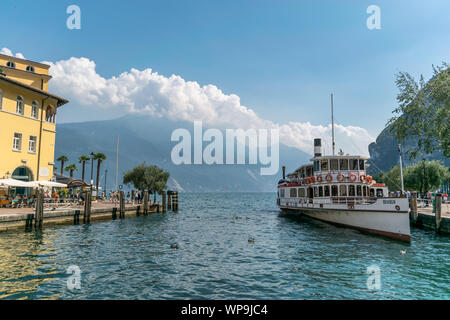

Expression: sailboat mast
xmin=331 ymin=93 xmax=335 ymax=156
xmin=398 ymin=144 xmax=405 ymax=194
xmin=115 ymin=135 xmax=119 ymax=191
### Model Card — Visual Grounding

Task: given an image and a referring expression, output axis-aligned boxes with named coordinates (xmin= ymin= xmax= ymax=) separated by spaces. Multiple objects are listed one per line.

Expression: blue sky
xmin=1 ymin=0 xmax=449 ymax=139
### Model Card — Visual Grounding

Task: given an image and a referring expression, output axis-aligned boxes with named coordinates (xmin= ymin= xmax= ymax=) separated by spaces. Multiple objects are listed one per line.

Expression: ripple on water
xmin=0 ymin=192 xmax=449 ymax=299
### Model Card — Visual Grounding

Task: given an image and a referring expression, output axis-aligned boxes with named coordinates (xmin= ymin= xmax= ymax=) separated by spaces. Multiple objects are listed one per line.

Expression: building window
xmin=6 ymin=61 xmax=16 ymax=68
xmin=28 ymin=136 xmax=37 ymax=153
xmin=16 ymin=96 xmax=24 ymax=115
xmin=31 ymin=101 xmax=39 ymax=119
xmin=46 ymin=105 xmax=56 ymax=123
xmin=26 ymin=65 xmax=35 ymax=72
xmin=13 ymin=133 xmax=22 ymax=151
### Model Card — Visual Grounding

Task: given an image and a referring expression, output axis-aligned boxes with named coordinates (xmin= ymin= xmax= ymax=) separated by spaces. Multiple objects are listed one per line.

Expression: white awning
xmin=33 ymin=181 xmax=67 ymax=188
xmin=0 ymin=179 xmax=36 ymax=188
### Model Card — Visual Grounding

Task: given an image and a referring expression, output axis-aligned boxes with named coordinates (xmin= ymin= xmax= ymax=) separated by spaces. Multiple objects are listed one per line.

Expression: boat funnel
xmin=314 ymin=138 xmax=322 ymax=157
xmin=282 ymin=166 xmax=286 ymax=179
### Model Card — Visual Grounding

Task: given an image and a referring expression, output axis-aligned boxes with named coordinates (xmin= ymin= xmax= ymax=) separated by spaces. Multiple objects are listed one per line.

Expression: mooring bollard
xmin=34 ymin=189 xmax=44 ymax=229
xmin=83 ymin=190 xmax=92 ymax=224
xmin=411 ymin=192 xmax=418 ymax=222
xmin=25 ymin=213 xmax=33 ymax=231
xmin=74 ymin=210 xmax=80 ymax=225
xmin=119 ymin=191 xmax=125 ymax=218
xmin=435 ymin=193 xmax=442 ymax=233
xmin=112 ymin=207 xmax=117 ymax=220
xmin=168 ymin=191 xmax=171 ymax=211
xmin=162 ymin=193 xmax=167 ymax=213
xmin=143 ymin=191 xmax=149 ymax=215
xmin=172 ymin=192 xmax=178 ymax=212
xmin=136 ymin=205 xmax=141 ymax=216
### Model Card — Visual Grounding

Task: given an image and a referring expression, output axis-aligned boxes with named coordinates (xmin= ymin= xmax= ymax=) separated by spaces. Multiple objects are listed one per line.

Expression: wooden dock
xmin=410 ymin=193 xmax=450 ymax=235
xmin=0 ymin=190 xmax=180 ymax=232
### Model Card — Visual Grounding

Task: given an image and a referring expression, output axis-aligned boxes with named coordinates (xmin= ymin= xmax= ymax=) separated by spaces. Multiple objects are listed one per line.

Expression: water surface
xmin=0 ymin=192 xmax=448 ymax=299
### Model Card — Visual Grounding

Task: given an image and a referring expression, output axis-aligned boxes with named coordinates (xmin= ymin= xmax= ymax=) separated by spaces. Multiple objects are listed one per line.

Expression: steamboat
xmin=277 ymin=96 xmax=411 ymax=242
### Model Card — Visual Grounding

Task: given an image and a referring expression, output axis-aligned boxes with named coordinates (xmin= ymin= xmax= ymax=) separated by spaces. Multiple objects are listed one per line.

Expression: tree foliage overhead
xmin=123 ymin=163 xmax=170 ymax=196
xmin=388 ymin=63 xmax=449 ymax=159
xmin=378 ymin=160 xmax=450 ymax=194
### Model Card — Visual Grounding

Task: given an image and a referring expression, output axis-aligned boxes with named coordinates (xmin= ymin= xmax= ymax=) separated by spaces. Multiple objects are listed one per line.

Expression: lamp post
xmin=90 ymin=152 xmax=94 ymax=186
xmin=104 ymin=169 xmax=108 ymax=197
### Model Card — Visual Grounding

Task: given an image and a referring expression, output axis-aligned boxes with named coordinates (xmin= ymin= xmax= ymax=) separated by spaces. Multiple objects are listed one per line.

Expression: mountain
xmin=55 ymin=115 xmax=311 ymax=192
xmin=367 ymin=124 xmax=449 ymax=175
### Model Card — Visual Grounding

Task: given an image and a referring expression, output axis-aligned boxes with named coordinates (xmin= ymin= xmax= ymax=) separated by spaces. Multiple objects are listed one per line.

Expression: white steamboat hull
xmin=279 ymin=199 xmax=411 ymax=242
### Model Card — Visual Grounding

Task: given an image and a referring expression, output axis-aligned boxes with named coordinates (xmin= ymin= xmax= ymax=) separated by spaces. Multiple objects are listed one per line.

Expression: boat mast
xmin=398 ymin=144 xmax=405 ymax=194
xmin=331 ymin=93 xmax=335 ymax=156
xmin=115 ymin=135 xmax=119 ymax=191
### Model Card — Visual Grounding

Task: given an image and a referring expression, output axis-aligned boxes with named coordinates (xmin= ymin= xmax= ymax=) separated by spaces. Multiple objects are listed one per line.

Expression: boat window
xmin=339 ymin=185 xmax=347 ymax=196
xmin=280 ymin=189 xmax=285 ymax=198
xmin=369 ymin=188 xmax=375 ymax=197
xmin=324 ymin=185 xmax=330 ymax=197
xmin=314 ymin=161 xmax=320 ymax=172
xmin=290 ymin=188 xmax=297 ymax=198
xmin=359 ymin=160 xmax=365 ymax=170
xmin=349 ymin=185 xmax=355 ymax=196
xmin=308 ymin=187 xmax=313 ymax=198
xmin=321 ymin=160 xmax=328 ymax=171
xmin=319 ymin=186 xmax=323 ymax=197
xmin=350 ymin=159 xmax=359 ymax=170
xmin=339 ymin=159 xmax=348 ymax=170
xmin=376 ymin=189 xmax=383 ymax=197
xmin=306 ymin=166 xmax=313 ymax=177
xmin=363 ymin=186 xmax=367 ymax=197
xmin=314 ymin=187 xmax=319 ymax=197
xmin=330 ymin=159 xmax=338 ymax=171
xmin=357 ymin=185 xmax=362 ymax=196
xmin=331 ymin=185 xmax=338 ymax=196
xmin=298 ymin=188 xmax=305 ymax=197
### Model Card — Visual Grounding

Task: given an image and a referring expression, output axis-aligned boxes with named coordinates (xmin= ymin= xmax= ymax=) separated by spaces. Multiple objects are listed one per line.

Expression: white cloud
xmin=0 ymin=46 xmax=361 ymax=156
xmin=41 ymin=55 xmax=374 ymax=156
xmin=1 ymin=47 xmax=25 ymax=59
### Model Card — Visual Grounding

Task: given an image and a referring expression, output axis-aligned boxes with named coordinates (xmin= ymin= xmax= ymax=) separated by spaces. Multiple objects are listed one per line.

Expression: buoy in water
xmin=170 ymin=244 xmax=179 ymax=249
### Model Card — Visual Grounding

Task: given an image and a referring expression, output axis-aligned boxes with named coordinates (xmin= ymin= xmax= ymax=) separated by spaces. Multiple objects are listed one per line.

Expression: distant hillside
xmin=55 ymin=115 xmax=311 ymax=192
xmin=367 ymin=124 xmax=449 ymax=175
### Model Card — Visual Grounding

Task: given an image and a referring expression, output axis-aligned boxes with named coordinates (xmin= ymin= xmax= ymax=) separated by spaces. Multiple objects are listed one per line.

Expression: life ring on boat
xmin=311 ymin=176 xmax=316 ymax=183
xmin=325 ymin=174 xmax=332 ymax=182
xmin=349 ymin=174 xmax=357 ymax=182
xmin=317 ymin=175 xmax=323 ymax=183
xmin=360 ymin=175 xmax=366 ymax=183
xmin=337 ymin=174 xmax=345 ymax=182
xmin=366 ymin=175 xmax=373 ymax=183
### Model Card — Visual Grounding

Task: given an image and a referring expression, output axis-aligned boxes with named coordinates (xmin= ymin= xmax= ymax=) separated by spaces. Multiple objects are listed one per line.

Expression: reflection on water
xmin=0 ymin=192 xmax=449 ymax=300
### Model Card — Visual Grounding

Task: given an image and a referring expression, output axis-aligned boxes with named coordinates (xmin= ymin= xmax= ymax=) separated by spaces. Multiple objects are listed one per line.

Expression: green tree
xmin=403 ymin=160 xmax=449 ymax=195
xmin=64 ymin=164 xmax=78 ymax=178
xmin=56 ymin=155 xmax=68 ymax=175
xmin=123 ymin=163 xmax=170 ymax=201
xmin=78 ymin=155 xmax=90 ymax=182
xmin=388 ymin=63 xmax=449 ymax=159
xmin=93 ymin=153 xmax=107 ymax=193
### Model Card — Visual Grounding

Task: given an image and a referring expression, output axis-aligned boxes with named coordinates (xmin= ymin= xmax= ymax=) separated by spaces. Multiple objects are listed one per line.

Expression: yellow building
xmin=0 ymin=53 xmax=68 ymax=188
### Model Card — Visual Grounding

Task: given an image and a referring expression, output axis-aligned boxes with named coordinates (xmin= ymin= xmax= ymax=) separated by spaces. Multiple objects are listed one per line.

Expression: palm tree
xmin=57 ymin=155 xmax=68 ymax=175
xmin=78 ymin=155 xmax=90 ymax=182
xmin=93 ymin=153 xmax=107 ymax=193
xmin=64 ymin=164 xmax=78 ymax=178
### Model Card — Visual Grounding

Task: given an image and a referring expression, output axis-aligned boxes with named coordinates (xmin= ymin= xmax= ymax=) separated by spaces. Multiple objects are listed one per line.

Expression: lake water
xmin=0 ymin=192 xmax=449 ymax=299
